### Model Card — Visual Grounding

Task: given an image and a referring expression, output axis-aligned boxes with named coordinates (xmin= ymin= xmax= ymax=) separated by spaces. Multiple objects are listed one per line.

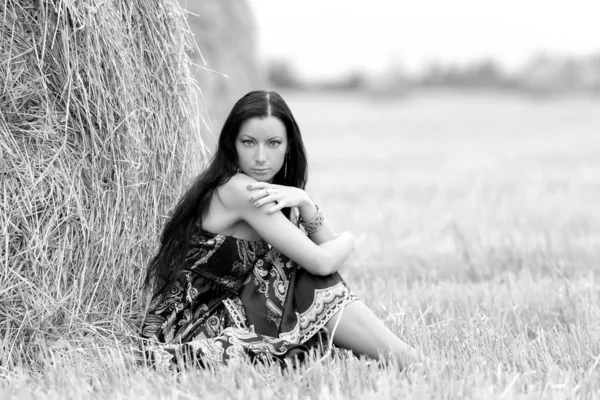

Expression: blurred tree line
xmin=266 ymin=52 xmax=600 ymax=96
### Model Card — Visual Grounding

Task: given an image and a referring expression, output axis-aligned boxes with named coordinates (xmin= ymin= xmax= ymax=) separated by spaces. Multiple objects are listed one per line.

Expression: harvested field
xmin=3 ymin=88 xmax=600 ymax=398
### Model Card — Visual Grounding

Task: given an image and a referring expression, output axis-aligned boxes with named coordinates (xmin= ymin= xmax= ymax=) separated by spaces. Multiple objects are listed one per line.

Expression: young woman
xmin=141 ymin=90 xmax=420 ymax=369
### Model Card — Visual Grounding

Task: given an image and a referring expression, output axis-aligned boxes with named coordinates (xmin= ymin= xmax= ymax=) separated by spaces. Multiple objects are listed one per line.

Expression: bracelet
xmin=300 ymin=205 xmax=325 ymax=235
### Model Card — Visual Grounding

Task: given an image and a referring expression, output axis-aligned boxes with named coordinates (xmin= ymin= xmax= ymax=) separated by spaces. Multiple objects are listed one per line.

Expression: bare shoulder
xmin=216 ymin=173 xmax=257 ymax=211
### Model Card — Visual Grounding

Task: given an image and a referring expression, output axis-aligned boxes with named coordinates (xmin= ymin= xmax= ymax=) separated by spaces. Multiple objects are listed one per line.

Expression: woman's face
xmin=235 ymin=116 xmax=288 ymax=182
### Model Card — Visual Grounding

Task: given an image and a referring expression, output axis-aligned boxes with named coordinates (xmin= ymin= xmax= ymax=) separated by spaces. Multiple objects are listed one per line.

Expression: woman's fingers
xmin=246 ymin=182 xmax=265 ymax=190
xmin=247 ymin=186 xmax=279 ymax=201
xmin=251 ymin=191 xmax=282 ymax=208
xmin=248 ymin=185 xmax=305 ymax=210
xmin=266 ymin=198 xmax=286 ymax=214
xmin=246 ymin=182 xmax=273 ymax=191
xmin=266 ymin=203 xmax=284 ymax=215
xmin=248 ymin=188 xmax=268 ymax=201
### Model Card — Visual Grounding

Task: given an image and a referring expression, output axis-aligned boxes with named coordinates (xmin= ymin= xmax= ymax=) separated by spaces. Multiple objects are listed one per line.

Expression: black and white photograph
xmin=1 ymin=0 xmax=600 ymax=398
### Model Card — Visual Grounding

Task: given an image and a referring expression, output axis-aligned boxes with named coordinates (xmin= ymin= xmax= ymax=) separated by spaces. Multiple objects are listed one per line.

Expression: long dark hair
xmin=144 ymin=90 xmax=308 ymax=291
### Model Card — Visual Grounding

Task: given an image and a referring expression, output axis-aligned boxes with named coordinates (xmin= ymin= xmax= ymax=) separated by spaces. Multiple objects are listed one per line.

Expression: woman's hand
xmin=246 ymin=182 xmax=311 ymax=215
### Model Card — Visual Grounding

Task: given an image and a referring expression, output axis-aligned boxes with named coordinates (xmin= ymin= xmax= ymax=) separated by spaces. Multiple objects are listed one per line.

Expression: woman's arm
xmin=246 ymin=182 xmax=337 ymax=245
xmin=219 ymin=174 xmax=355 ymax=275
xmin=297 ymin=198 xmax=338 ymax=245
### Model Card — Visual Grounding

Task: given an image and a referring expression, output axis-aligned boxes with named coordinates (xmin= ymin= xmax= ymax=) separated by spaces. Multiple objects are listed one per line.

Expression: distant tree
xmin=584 ymin=51 xmax=600 ymax=93
xmin=517 ymin=53 xmax=588 ymax=94
xmin=419 ymin=59 xmax=510 ymax=88
xmin=336 ymin=70 xmax=366 ymax=90
xmin=465 ymin=60 xmax=507 ymax=87
xmin=419 ymin=62 xmax=446 ymax=86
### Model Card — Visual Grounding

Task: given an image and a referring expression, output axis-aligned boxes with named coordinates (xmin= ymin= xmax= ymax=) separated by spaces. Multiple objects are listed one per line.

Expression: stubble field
xmin=3 ymin=90 xmax=600 ymax=399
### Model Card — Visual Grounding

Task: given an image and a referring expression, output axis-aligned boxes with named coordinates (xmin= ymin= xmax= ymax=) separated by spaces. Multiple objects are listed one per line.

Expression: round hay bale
xmin=0 ymin=0 xmax=207 ymax=365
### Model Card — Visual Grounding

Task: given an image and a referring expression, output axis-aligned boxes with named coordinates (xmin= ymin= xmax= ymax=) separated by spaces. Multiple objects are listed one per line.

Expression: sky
xmin=247 ymin=0 xmax=600 ymax=80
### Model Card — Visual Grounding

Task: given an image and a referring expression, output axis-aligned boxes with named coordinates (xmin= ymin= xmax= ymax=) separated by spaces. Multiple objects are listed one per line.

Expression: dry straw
xmin=0 ymin=0 xmax=208 ymax=367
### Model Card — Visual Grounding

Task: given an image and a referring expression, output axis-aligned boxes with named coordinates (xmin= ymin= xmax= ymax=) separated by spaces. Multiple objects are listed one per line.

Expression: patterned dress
xmin=140 ymin=226 xmax=357 ymax=369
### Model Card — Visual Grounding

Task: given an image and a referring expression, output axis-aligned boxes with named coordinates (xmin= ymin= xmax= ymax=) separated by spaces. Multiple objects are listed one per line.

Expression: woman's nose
xmin=255 ymin=145 xmax=267 ymax=163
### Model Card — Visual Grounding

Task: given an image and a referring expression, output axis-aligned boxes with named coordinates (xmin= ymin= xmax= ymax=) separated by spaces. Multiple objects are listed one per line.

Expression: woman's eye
xmin=242 ymin=140 xmax=254 ymax=146
xmin=269 ymin=141 xmax=281 ymax=147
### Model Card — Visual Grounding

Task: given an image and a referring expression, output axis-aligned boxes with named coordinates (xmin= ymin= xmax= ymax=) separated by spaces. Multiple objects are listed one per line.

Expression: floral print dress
xmin=140 ymin=227 xmax=357 ymax=369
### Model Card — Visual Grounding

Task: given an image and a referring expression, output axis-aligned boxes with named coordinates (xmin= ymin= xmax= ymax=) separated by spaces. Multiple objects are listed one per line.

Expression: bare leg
xmin=325 ymin=300 xmax=421 ymax=369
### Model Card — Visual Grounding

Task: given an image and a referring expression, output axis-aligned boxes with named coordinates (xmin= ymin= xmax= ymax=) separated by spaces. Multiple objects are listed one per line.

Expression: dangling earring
xmin=236 ymin=165 xmax=242 ymax=173
xmin=284 ymin=153 xmax=289 ymax=177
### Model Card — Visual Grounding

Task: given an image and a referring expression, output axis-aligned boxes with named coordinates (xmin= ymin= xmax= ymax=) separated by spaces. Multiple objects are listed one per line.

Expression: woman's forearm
xmin=316 ymin=231 xmax=355 ymax=274
xmin=296 ymin=198 xmax=354 ymax=274
xmin=298 ymin=198 xmax=337 ymax=245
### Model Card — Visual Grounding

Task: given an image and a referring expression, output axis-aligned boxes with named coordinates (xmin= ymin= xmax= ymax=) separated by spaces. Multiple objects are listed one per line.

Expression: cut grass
xmin=2 ymin=91 xmax=600 ymax=398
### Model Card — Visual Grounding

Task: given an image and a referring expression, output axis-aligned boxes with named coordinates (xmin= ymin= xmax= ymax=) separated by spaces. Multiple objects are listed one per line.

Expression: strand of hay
xmin=0 ymin=0 xmax=208 ymax=367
